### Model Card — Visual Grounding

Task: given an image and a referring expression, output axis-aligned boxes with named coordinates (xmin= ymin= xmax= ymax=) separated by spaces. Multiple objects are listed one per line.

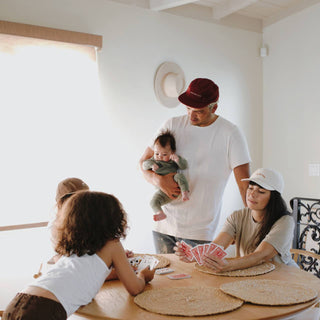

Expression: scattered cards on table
xmin=167 ymin=273 xmax=191 ymax=280
xmin=128 ymin=255 xmax=159 ymax=272
xmin=180 ymin=241 xmax=227 ymax=265
xmin=155 ymin=267 xmax=174 ymax=275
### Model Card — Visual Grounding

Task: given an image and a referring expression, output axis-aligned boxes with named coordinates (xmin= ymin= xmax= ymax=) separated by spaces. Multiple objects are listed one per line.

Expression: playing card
xmin=180 ymin=240 xmax=194 ymax=261
xmin=190 ymin=246 xmax=201 ymax=265
xmin=208 ymin=242 xmax=218 ymax=255
xmin=146 ymin=256 xmax=160 ymax=270
xmin=204 ymin=243 xmax=210 ymax=254
xmin=167 ymin=273 xmax=191 ymax=280
xmin=196 ymin=244 xmax=205 ymax=265
xmin=180 ymin=240 xmax=191 ymax=251
xmin=155 ymin=267 xmax=174 ymax=275
xmin=128 ymin=255 xmax=159 ymax=272
xmin=128 ymin=256 xmax=142 ymax=270
xmin=212 ymin=246 xmax=227 ymax=259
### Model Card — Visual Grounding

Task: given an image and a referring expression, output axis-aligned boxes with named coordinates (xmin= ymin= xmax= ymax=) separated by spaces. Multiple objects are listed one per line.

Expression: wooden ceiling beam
xmin=149 ymin=0 xmax=197 ymax=11
xmin=213 ymin=0 xmax=259 ymax=20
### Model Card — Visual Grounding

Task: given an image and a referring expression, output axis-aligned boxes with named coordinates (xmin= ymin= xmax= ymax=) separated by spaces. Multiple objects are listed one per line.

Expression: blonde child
xmin=48 ymin=177 xmax=90 ymax=262
xmin=55 ymin=177 xmax=89 ymax=209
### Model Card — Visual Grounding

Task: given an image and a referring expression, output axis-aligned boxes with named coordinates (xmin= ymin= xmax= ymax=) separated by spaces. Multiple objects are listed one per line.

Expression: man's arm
xmin=142 ymin=158 xmax=156 ymax=171
xmin=139 ymin=147 xmax=180 ymax=199
xmin=139 ymin=147 xmax=158 ymax=185
xmin=233 ymin=163 xmax=250 ymax=206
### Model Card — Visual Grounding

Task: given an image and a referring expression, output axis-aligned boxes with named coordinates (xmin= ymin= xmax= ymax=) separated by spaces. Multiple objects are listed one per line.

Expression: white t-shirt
xmin=30 ymin=254 xmax=110 ymax=317
xmin=151 ymin=115 xmax=251 ymax=240
xmin=220 ymin=207 xmax=297 ymax=266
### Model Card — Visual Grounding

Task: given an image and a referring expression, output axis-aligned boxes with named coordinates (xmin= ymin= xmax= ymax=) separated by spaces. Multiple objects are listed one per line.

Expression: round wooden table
xmin=76 ymin=254 xmax=320 ymax=320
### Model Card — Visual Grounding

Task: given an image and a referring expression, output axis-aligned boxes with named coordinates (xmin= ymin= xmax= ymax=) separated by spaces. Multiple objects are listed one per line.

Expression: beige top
xmin=220 ymin=208 xmax=296 ymax=266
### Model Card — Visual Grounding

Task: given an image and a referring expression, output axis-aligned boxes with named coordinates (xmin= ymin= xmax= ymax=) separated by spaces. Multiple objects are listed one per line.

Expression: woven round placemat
xmin=220 ymin=279 xmax=317 ymax=305
xmin=134 ymin=287 xmax=243 ymax=316
xmin=195 ymin=262 xmax=275 ymax=277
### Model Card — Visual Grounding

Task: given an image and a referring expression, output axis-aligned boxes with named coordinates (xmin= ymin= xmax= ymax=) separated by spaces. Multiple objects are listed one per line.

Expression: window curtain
xmin=0 ymin=26 xmax=103 ymax=227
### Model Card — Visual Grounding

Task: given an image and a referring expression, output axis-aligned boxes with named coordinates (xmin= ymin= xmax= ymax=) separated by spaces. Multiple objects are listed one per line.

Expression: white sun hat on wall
xmin=154 ymin=62 xmax=185 ymax=108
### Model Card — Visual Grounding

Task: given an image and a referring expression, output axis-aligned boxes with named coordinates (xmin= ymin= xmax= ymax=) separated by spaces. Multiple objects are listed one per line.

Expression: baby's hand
xmin=170 ymin=153 xmax=179 ymax=162
xmin=152 ymin=164 xmax=159 ymax=171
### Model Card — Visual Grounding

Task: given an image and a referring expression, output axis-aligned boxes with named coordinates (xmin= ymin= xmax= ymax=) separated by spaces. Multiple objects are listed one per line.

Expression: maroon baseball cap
xmin=178 ymin=78 xmax=219 ymax=108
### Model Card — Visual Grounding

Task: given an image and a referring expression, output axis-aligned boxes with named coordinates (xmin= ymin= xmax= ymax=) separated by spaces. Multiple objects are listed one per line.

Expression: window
xmin=0 ymin=22 xmax=103 ymax=227
xmin=0 ymin=22 xmax=104 ymax=282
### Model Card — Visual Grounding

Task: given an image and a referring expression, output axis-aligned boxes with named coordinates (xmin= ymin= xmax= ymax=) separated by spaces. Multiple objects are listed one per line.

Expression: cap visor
xmin=178 ymin=93 xmax=211 ymax=109
xmin=241 ymin=177 xmax=274 ymax=191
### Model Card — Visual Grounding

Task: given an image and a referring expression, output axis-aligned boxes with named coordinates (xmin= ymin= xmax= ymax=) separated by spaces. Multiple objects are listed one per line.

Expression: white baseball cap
xmin=241 ymin=168 xmax=284 ymax=194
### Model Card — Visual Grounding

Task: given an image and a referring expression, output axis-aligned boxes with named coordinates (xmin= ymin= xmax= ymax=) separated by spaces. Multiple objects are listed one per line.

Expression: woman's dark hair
xmin=54 ymin=191 xmax=128 ymax=256
xmin=250 ymin=181 xmax=289 ymax=249
xmin=154 ymin=130 xmax=176 ymax=152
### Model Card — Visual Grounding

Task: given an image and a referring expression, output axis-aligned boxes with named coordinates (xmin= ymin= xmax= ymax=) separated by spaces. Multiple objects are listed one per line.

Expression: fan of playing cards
xmin=180 ymin=241 xmax=227 ymax=265
xmin=128 ymin=255 xmax=159 ymax=272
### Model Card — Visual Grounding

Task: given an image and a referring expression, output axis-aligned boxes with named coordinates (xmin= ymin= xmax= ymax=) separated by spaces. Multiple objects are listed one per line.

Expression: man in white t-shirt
xmin=139 ymin=78 xmax=251 ymax=253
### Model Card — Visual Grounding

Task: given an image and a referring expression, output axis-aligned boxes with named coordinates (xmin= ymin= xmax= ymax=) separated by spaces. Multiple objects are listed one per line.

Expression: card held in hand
xmin=208 ymin=242 xmax=218 ymax=255
xmin=128 ymin=255 xmax=159 ymax=272
xmin=196 ymin=244 xmax=205 ymax=265
xmin=180 ymin=240 xmax=194 ymax=261
xmin=190 ymin=246 xmax=202 ymax=265
xmin=211 ymin=246 xmax=227 ymax=259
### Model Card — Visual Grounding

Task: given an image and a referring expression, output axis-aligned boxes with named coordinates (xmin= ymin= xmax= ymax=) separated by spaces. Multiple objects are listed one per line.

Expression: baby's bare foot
xmin=182 ymin=191 xmax=190 ymax=201
xmin=153 ymin=211 xmax=167 ymax=221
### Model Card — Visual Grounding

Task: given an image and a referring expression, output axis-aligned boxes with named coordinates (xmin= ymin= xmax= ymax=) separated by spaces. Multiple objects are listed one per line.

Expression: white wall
xmin=0 ymin=0 xmax=263 ymax=253
xmin=263 ymin=3 xmax=320 ymax=203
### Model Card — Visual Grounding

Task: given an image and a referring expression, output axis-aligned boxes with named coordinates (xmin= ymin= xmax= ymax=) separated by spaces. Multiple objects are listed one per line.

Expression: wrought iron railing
xmin=290 ymin=197 xmax=320 ymax=277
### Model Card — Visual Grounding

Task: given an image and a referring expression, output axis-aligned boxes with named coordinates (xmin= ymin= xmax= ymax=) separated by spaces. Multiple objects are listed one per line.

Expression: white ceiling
xmin=108 ymin=0 xmax=320 ymax=32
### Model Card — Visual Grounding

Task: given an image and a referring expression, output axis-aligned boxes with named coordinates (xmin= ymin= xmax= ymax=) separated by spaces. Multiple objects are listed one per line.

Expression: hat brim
xmin=241 ymin=177 xmax=275 ymax=191
xmin=154 ymin=62 xmax=185 ymax=108
xmin=178 ymin=92 xmax=215 ymax=109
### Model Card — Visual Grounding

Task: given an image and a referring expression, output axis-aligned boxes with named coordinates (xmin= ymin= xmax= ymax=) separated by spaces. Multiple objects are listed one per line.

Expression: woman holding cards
xmin=175 ymin=168 xmax=297 ymax=271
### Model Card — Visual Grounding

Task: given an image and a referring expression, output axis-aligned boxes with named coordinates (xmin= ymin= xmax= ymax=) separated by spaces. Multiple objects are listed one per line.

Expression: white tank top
xmin=30 ymin=254 xmax=110 ymax=316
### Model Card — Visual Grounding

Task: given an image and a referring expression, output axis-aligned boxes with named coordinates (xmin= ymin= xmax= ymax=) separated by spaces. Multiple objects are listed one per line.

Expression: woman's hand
xmin=203 ymin=254 xmax=229 ymax=272
xmin=174 ymin=242 xmax=194 ymax=263
xmin=139 ymin=266 xmax=155 ymax=283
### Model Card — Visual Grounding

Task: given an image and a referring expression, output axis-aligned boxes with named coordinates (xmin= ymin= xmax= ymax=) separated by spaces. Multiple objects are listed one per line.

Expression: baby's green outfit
xmin=142 ymin=156 xmax=189 ymax=214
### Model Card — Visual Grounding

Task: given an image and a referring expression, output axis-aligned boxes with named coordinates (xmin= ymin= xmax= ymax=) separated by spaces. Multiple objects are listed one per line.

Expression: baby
xmin=143 ymin=130 xmax=189 ymax=221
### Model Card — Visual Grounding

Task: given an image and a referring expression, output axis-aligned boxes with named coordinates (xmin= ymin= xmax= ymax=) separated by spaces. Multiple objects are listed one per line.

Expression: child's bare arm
xmin=101 ymin=240 xmax=154 ymax=296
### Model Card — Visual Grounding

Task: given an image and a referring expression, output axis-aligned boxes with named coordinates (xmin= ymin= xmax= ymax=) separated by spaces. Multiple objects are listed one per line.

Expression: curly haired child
xmin=3 ymin=191 xmax=155 ymax=320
